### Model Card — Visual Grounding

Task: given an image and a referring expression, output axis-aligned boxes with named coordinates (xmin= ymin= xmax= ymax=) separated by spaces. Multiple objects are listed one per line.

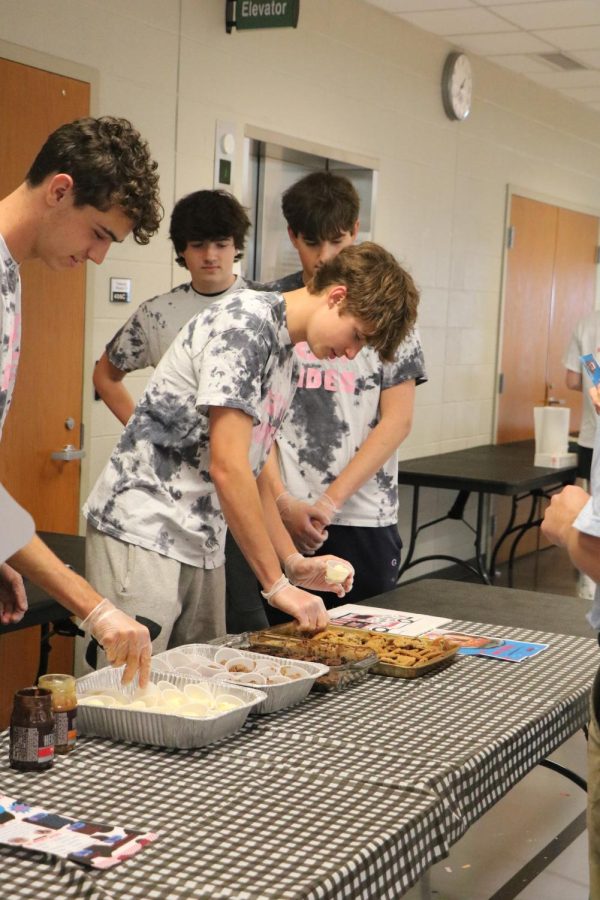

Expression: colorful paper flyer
xmin=422 ymin=630 xmax=548 ymax=662
xmin=0 ymin=794 xmax=158 ymax=869
xmin=329 ymin=603 xmax=451 ymax=636
xmin=581 ymin=353 xmax=600 ymax=386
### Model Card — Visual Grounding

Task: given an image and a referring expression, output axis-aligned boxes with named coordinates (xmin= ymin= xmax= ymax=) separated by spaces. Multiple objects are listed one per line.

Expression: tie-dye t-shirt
xmin=0 ymin=234 xmax=21 ymax=441
xmin=276 ymin=329 xmax=426 ymax=526
xmin=106 ymin=275 xmax=251 ymax=372
xmin=84 ymin=289 xmax=297 ymax=568
xmin=264 ymin=270 xmax=304 ymax=293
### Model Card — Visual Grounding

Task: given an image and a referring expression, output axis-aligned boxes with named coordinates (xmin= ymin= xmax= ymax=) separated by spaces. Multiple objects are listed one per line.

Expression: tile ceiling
xmin=363 ymin=0 xmax=600 ymax=114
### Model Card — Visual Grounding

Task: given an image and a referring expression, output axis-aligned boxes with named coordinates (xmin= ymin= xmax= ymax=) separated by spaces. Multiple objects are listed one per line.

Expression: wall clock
xmin=442 ymin=52 xmax=472 ymax=121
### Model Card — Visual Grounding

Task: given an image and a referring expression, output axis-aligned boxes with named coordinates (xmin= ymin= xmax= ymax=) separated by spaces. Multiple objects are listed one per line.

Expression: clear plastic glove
xmin=0 ymin=563 xmax=27 ymax=625
xmin=284 ymin=552 xmax=354 ymax=598
xmin=80 ymin=598 xmax=152 ymax=687
xmin=260 ymin=574 xmax=329 ymax=632
xmin=276 ymin=491 xmax=337 ymax=553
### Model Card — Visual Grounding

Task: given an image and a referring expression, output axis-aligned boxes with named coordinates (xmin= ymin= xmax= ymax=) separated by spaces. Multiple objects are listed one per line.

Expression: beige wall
xmin=2 ymin=0 xmax=600 ymax=572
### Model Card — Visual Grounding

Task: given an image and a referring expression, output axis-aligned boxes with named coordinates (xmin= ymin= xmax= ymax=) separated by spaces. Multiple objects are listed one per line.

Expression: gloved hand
xmin=276 ymin=491 xmax=337 ymax=553
xmin=260 ymin=574 xmax=329 ymax=632
xmin=80 ymin=598 xmax=152 ymax=687
xmin=0 ymin=563 xmax=27 ymax=625
xmin=284 ymin=552 xmax=354 ymax=598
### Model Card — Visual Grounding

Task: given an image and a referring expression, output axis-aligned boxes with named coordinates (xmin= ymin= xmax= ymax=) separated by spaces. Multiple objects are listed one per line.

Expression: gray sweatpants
xmin=81 ymin=525 xmax=226 ymax=674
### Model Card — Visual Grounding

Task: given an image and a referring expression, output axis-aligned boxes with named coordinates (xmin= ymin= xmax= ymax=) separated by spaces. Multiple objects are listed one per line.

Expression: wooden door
xmin=498 ymin=195 xmax=598 ymax=443
xmin=494 ymin=194 xmax=599 ymax=566
xmin=497 ymin=196 xmax=557 ymax=443
xmin=0 ymin=58 xmax=89 ymax=531
xmin=0 ymin=58 xmax=89 ymax=726
xmin=547 ymin=206 xmax=599 ymax=427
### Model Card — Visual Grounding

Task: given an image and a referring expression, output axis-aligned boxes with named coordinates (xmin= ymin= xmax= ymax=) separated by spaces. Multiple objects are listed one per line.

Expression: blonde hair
xmin=310 ymin=242 xmax=419 ymax=361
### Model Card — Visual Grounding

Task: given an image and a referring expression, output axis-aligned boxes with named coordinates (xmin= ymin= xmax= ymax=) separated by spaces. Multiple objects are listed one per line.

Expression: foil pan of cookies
xmin=218 ymin=628 xmax=379 ymax=692
xmin=256 ymin=623 xmax=458 ymax=679
xmin=76 ymin=666 xmax=265 ymax=749
xmin=151 ymin=643 xmax=329 ymax=713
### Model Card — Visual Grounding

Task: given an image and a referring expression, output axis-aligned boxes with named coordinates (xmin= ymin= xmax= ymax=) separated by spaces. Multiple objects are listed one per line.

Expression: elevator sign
xmin=226 ymin=0 xmax=300 ymax=32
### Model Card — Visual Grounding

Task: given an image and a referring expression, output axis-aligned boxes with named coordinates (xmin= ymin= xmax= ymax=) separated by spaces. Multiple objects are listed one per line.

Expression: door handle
xmin=546 ymin=398 xmax=566 ymax=406
xmin=51 ymin=444 xmax=86 ymax=461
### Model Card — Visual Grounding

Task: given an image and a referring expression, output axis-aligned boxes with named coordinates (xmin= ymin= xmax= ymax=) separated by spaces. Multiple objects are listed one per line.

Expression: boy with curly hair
xmin=0 ymin=116 xmax=162 ymax=685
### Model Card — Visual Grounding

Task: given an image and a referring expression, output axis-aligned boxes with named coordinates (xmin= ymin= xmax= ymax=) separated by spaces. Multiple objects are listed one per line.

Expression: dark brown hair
xmin=281 ymin=171 xmax=359 ymax=241
xmin=26 ymin=116 xmax=162 ymax=244
xmin=169 ymin=190 xmax=251 ymax=263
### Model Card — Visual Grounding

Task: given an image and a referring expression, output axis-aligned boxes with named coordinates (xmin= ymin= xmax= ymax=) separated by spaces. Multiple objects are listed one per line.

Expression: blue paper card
xmin=423 ymin=630 xmax=548 ymax=662
xmin=581 ymin=353 xmax=600 ymax=386
xmin=457 ymin=639 xmax=548 ymax=661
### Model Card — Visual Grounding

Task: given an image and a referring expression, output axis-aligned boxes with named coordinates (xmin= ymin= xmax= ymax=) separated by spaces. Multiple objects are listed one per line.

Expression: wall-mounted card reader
xmin=110 ymin=277 xmax=132 ymax=303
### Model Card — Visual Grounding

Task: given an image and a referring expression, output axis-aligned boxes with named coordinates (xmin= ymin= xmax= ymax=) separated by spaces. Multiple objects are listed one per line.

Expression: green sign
xmin=232 ymin=0 xmax=299 ymax=31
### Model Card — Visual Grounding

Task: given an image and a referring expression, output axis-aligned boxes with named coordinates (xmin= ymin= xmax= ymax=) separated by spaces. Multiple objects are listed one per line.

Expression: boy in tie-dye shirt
xmin=82 ymin=243 xmax=419 ymax=669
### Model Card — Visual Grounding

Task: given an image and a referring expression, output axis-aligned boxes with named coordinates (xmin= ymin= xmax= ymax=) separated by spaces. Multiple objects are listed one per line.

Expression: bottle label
xmin=10 ymin=725 xmax=55 ymax=765
xmin=67 ymin=707 xmax=77 ymax=748
xmin=54 ymin=708 xmax=77 ymax=752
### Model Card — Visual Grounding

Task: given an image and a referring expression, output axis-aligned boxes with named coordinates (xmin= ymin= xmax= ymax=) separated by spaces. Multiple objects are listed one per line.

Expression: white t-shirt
xmin=276 ymin=329 xmax=426 ymax=526
xmin=0 ymin=234 xmax=21 ymax=440
xmin=563 ymin=309 xmax=600 ymax=448
xmin=106 ymin=275 xmax=249 ymax=372
xmin=574 ymin=419 xmax=600 ymax=629
xmin=84 ymin=289 xmax=297 ymax=568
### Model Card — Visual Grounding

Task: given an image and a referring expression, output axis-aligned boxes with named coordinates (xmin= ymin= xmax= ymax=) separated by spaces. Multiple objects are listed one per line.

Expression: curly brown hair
xmin=310 ymin=242 xmax=420 ymax=362
xmin=26 ymin=116 xmax=162 ymax=244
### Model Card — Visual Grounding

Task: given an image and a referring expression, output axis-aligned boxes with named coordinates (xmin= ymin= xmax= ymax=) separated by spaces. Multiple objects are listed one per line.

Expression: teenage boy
xmin=0 ymin=116 xmax=162 ymax=685
xmin=93 ymin=189 xmax=265 ymax=632
xmin=82 ymin=242 xmax=419 ymax=669
xmin=94 ymin=189 xmax=253 ymax=426
xmin=541 ymin=382 xmax=600 ymax=899
xmin=264 ymin=171 xmax=426 ymax=611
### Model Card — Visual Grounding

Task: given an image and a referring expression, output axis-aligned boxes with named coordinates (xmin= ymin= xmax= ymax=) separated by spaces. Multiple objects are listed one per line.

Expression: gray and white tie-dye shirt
xmin=106 ymin=275 xmax=250 ymax=372
xmin=0 ymin=234 xmax=21 ymax=440
xmin=276 ymin=329 xmax=426 ymax=526
xmin=84 ymin=289 xmax=297 ymax=568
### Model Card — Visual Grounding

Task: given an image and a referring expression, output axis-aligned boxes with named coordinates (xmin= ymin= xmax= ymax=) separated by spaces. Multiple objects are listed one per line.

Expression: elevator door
xmin=243 ymin=140 xmax=375 ymax=283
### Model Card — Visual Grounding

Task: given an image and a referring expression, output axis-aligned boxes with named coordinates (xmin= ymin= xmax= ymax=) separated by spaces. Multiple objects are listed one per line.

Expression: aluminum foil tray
xmin=76 ymin=667 xmax=265 ymax=750
xmin=152 ymin=642 xmax=329 ymax=715
xmin=212 ymin=632 xmax=378 ymax=693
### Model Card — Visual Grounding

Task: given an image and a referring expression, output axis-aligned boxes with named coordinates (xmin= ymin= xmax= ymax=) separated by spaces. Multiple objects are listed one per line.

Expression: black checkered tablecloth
xmin=0 ymin=620 xmax=597 ymax=900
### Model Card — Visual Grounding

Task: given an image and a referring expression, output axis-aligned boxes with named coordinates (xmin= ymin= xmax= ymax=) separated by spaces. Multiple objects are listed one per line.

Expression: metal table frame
xmin=0 ymin=532 xmax=85 ymax=680
xmin=397 ymin=441 xmax=577 ymax=585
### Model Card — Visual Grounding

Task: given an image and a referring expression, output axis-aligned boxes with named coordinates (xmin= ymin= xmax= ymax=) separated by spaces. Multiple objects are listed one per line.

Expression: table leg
xmin=398 ymin=485 xmax=420 ymax=579
xmin=506 ymin=491 xmax=543 ymax=587
xmin=399 ymin=487 xmax=492 ymax=584
xmin=539 ymin=758 xmax=587 ymax=792
xmin=473 ymin=493 xmax=491 ymax=585
xmin=418 ymin=868 xmax=432 ymax=900
xmin=36 ymin=623 xmax=52 ymax=683
xmin=489 ymin=495 xmax=519 ymax=578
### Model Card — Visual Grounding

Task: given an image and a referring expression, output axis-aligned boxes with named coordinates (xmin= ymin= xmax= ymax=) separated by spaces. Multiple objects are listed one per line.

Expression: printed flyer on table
xmin=0 ymin=794 xmax=158 ymax=869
